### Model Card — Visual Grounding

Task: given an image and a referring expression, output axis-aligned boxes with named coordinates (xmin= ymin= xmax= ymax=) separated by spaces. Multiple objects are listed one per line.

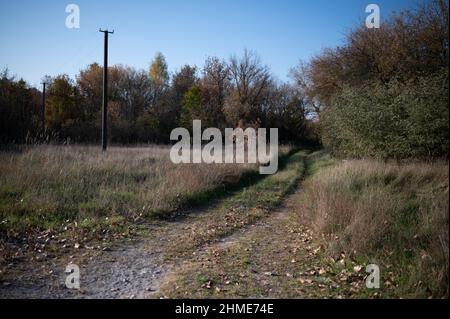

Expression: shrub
xmin=321 ymin=70 xmax=448 ymax=159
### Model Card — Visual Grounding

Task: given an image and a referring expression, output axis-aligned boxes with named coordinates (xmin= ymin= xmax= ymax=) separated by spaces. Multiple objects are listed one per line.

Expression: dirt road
xmin=0 ymin=151 xmax=366 ymax=299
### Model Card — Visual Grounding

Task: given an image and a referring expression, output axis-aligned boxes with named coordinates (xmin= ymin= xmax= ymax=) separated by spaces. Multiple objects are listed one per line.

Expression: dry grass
xmin=0 ymin=145 xmax=263 ymax=242
xmin=295 ymin=159 xmax=449 ymax=298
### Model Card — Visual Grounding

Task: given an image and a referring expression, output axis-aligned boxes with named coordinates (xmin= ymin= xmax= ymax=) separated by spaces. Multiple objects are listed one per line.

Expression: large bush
xmin=321 ymin=70 xmax=448 ymax=159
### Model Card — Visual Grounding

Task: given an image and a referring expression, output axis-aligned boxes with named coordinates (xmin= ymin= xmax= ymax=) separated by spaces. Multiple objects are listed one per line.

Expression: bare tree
xmin=225 ymin=50 xmax=272 ymax=125
xmin=289 ymin=61 xmax=325 ymax=119
xmin=201 ymin=57 xmax=230 ymax=128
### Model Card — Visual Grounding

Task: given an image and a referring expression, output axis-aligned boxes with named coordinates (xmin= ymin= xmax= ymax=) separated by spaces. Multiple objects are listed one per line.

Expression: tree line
xmin=1 ymin=50 xmax=314 ymax=145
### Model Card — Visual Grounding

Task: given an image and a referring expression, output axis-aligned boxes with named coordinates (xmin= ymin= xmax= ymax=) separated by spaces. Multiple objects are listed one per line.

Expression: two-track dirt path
xmin=0 ymin=193 xmax=308 ymax=299
xmin=1 ymin=151 xmax=362 ymax=299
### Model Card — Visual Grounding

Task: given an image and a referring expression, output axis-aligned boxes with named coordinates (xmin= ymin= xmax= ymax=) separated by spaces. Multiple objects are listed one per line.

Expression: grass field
xmin=0 ymin=145 xmax=290 ymax=260
xmin=0 ymin=146 xmax=255 ymax=254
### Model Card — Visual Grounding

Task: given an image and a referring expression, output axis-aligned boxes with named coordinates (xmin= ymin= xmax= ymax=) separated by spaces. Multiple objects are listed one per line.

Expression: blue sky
xmin=1 ymin=0 xmax=419 ymax=87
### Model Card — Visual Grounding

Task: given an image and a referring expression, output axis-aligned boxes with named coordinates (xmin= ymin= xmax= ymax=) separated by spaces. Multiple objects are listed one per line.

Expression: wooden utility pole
xmin=41 ymin=82 xmax=46 ymax=132
xmin=99 ymin=29 xmax=114 ymax=151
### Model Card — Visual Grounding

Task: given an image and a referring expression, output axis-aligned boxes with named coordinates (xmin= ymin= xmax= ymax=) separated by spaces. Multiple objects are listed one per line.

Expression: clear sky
xmin=1 ymin=0 xmax=420 ymax=88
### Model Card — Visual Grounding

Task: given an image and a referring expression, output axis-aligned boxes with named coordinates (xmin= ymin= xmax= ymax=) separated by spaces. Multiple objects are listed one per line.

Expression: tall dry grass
xmin=0 ymin=145 xmax=261 ymax=237
xmin=296 ymin=159 xmax=449 ymax=298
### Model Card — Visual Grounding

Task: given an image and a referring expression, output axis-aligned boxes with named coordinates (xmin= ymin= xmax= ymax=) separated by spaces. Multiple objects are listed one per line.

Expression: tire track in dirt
xmin=154 ymin=189 xmax=322 ymax=298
